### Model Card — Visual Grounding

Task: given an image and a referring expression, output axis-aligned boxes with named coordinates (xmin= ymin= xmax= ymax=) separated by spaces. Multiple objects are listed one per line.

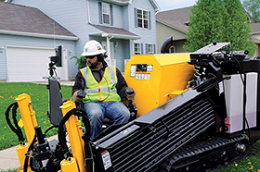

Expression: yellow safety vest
xmin=80 ymin=66 xmax=121 ymax=103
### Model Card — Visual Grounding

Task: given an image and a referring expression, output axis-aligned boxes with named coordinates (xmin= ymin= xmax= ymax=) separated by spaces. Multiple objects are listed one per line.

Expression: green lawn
xmin=1 ymin=82 xmax=260 ymax=171
xmin=1 ymin=169 xmax=17 ymax=172
xmin=0 ymin=82 xmax=72 ymax=150
xmin=218 ymin=147 xmax=260 ymax=172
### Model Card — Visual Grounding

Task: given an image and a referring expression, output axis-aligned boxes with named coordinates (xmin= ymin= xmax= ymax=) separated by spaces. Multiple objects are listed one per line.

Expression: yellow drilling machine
xmin=5 ymin=41 xmax=260 ymax=172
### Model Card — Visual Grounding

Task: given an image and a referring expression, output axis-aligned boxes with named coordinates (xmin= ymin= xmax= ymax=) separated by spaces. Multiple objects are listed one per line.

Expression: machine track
xmin=159 ymin=135 xmax=249 ymax=172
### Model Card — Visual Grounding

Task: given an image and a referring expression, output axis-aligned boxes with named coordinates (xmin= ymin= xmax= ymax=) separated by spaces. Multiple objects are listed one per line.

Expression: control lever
xmin=77 ymin=90 xmax=86 ymax=98
xmin=126 ymin=88 xmax=137 ymax=120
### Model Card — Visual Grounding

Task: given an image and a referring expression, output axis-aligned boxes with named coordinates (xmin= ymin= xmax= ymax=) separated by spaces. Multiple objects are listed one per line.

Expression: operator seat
xmin=47 ymin=79 xmax=137 ymax=140
xmin=76 ymin=89 xmax=137 ymax=128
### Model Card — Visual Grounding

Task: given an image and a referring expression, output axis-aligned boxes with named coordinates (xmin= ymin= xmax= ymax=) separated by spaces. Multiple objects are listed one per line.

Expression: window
xmin=134 ymin=43 xmax=141 ymax=54
xmin=99 ymin=2 xmax=113 ymax=25
xmin=147 ymin=44 xmax=154 ymax=54
xmin=136 ymin=9 xmax=149 ymax=29
xmin=102 ymin=3 xmax=110 ymax=24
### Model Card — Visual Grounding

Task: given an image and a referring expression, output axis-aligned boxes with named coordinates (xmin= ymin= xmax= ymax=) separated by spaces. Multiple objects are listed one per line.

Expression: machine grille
xmin=96 ymin=98 xmax=215 ymax=172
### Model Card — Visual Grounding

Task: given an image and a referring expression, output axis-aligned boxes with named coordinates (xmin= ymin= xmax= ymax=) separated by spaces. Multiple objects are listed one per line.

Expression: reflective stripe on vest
xmin=80 ymin=66 xmax=121 ymax=102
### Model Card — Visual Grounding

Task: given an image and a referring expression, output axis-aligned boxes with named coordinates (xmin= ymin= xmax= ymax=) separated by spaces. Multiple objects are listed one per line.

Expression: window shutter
xmin=98 ymin=2 xmax=102 ymax=24
xmin=146 ymin=44 xmax=148 ymax=54
xmin=141 ymin=43 xmax=143 ymax=54
xmin=154 ymin=44 xmax=156 ymax=54
xmin=149 ymin=11 xmax=151 ymax=30
xmin=134 ymin=8 xmax=137 ymax=28
xmin=110 ymin=5 xmax=113 ymax=26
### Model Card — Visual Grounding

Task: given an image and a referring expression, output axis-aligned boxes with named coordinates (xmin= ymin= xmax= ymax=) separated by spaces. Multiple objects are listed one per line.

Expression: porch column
xmin=106 ymin=36 xmax=111 ymax=60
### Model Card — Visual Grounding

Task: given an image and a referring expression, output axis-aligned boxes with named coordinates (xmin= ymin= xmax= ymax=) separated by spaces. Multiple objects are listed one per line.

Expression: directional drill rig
xmin=5 ymin=42 xmax=260 ymax=171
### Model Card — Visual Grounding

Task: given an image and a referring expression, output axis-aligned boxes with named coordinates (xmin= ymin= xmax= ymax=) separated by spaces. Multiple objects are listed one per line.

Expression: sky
xmin=154 ymin=0 xmax=245 ymax=11
xmin=155 ymin=0 xmax=198 ymax=11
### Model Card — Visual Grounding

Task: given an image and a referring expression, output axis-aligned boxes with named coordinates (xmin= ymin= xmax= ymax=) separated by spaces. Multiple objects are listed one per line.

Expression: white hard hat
xmin=81 ymin=40 xmax=106 ymax=56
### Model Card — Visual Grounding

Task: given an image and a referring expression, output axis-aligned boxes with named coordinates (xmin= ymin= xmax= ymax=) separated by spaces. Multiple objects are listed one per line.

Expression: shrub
xmin=71 ymin=56 xmax=86 ymax=69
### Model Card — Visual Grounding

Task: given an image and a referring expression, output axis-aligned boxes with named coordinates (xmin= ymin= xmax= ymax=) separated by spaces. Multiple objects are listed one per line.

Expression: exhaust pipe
xmin=161 ymin=36 xmax=173 ymax=53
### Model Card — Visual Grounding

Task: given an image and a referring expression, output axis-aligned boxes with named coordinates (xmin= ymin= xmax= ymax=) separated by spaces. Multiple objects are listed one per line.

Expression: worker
xmin=72 ymin=40 xmax=134 ymax=140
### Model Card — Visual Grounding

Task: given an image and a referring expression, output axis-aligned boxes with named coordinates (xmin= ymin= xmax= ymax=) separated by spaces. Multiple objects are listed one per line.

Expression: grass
xmin=1 ymin=82 xmax=260 ymax=171
xmin=218 ymin=141 xmax=260 ymax=172
xmin=1 ymin=169 xmax=18 ymax=172
xmin=0 ymin=82 xmax=72 ymax=150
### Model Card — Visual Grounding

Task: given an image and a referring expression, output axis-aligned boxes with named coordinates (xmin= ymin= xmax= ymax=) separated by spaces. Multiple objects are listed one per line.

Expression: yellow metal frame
xmin=60 ymin=101 xmax=86 ymax=172
xmin=60 ymin=157 xmax=79 ymax=172
xmin=15 ymin=93 xmax=38 ymax=172
xmin=14 ymin=95 xmax=87 ymax=172
xmin=16 ymin=94 xmax=38 ymax=143
xmin=125 ymin=53 xmax=194 ymax=117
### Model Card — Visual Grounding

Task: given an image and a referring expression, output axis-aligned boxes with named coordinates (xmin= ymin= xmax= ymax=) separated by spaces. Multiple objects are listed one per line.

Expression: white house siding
xmin=111 ymin=4 xmax=125 ymax=28
xmin=10 ymin=0 xmax=110 ymax=74
xmin=129 ymin=0 xmax=157 ymax=54
xmin=0 ymin=44 xmax=6 ymax=81
xmin=122 ymin=6 xmax=130 ymax=30
xmin=114 ymin=39 xmax=130 ymax=72
xmin=156 ymin=22 xmax=187 ymax=53
xmin=87 ymin=1 xmax=134 ymax=71
xmin=10 ymin=0 xmax=158 ymax=73
xmin=0 ymin=34 xmax=76 ymax=81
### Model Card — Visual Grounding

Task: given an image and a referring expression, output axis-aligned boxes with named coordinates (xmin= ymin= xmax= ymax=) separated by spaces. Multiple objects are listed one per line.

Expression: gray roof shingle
xmin=156 ymin=6 xmax=260 ymax=35
xmin=113 ymin=0 xmax=130 ymax=2
xmin=101 ymin=0 xmax=130 ymax=5
xmin=91 ymin=24 xmax=140 ymax=39
xmin=156 ymin=6 xmax=192 ymax=33
xmin=0 ymin=2 xmax=76 ymax=37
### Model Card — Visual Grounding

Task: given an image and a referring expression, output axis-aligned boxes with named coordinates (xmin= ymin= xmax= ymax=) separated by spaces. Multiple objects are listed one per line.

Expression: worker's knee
xmin=90 ymin=110 xmax=103 ymax=123
xmin=119 ymin=108 xmax=130 ymax=123
xmin=109 ymin=103 xmax=130 ymax=123
xmin=84 ymin=102 xmax=103 ymax=123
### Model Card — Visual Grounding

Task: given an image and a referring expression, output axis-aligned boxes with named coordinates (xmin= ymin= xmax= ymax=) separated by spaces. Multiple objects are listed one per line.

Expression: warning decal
xmin=101 ymin=150 xmax=112 ymax=170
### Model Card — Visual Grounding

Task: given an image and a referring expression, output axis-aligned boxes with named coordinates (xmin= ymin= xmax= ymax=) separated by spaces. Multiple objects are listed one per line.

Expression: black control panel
xmin=136 ymin=64 xmax=147 ymax=72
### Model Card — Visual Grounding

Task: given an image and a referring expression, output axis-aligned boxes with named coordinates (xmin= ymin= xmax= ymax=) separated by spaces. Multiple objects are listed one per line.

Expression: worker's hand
xmin=73 ymin=90 xmax=83 ymax=102
xmin=126 ymin=88 xmax=135 ymax=101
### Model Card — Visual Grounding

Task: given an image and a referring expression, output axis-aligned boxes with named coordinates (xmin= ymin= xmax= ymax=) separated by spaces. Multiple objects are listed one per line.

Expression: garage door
xmin=6 ymin=46 xmax=68 ymax=82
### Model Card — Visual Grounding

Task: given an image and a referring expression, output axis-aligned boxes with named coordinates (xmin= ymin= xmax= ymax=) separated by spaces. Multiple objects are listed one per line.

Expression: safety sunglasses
xmin=86 ymin=56 xmax=96 ymax=59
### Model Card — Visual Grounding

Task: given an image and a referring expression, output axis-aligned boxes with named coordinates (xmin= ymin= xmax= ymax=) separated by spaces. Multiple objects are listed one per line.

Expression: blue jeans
xmin=84 ymin=101 xmax=130 ymax=140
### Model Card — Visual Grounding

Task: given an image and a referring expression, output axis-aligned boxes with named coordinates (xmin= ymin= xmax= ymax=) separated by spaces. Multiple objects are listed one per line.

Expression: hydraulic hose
xmin=5 ymin=102 xmax=25 ymax=143
xmin=23 ymin=134 xmax=37 ymax=172
xmin=58 ymin=108 xmax=93 ymax=172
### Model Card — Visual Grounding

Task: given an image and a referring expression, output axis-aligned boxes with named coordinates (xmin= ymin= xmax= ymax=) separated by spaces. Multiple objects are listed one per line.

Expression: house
xmin=1 ymin=0 xmax=159 ymax=82
xmin=156 ymin=6 xmax=260 ymax=57
xmin=0 ymin=2 xmax=78 ymax=82
xmin=251 ymin=23 xmax=260 ymax=57
xmin=156 ymin=7 xmax=191 ymax=53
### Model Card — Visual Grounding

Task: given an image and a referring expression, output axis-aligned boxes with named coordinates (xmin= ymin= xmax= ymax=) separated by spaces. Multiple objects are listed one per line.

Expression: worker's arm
xmin=116 ymin=68 xmax=128 ymax=100
xmin=72 ymin=71 xmax=86 ymax=102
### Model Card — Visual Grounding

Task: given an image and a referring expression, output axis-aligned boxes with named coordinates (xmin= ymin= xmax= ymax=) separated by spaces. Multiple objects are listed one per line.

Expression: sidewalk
xmin=31 ymin=80 xmax=74 ymax=86
xmin=0 ymin=135 xmax=58 ymax=171
xmin=0 ymin=81 xmax=74 ymax=171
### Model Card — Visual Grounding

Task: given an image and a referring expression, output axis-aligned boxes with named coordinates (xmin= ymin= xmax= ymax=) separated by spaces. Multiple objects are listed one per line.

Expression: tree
xmin=243 ymin=0 xmax=260 ymax=23
xmin=184 ymin=0 xmax=257 ymax=57
xmin=223 ymin=0 xmax=256 ymax=53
